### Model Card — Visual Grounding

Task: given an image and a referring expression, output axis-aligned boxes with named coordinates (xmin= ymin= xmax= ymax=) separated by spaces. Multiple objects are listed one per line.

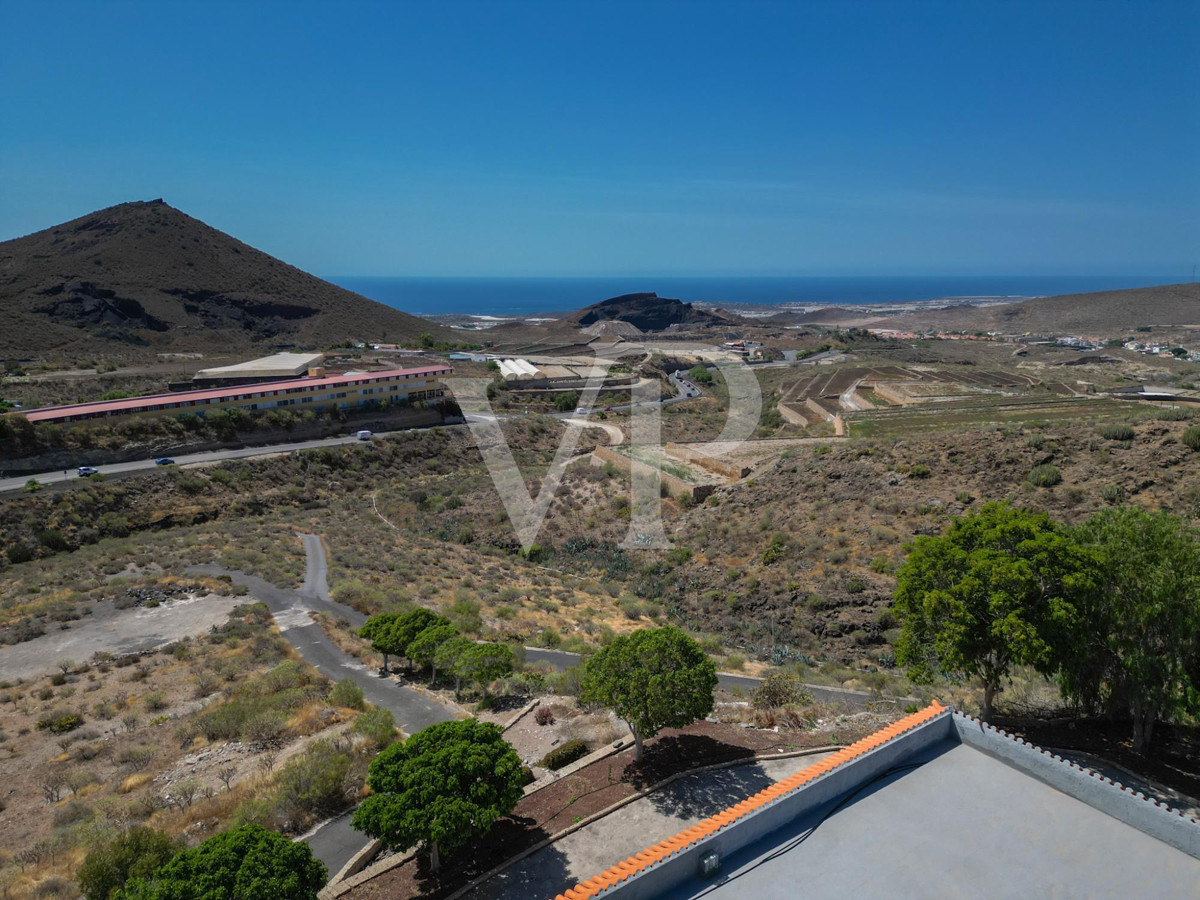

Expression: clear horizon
xmin=2 ymin=1 xmax=1197 ymax=277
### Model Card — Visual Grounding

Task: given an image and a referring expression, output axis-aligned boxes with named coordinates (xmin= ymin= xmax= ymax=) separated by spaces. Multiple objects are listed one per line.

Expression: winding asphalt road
xmin=521 ymin=647 xmax=882 ymax=709
xmin=189 ymin=533 xmax=457 ymax=874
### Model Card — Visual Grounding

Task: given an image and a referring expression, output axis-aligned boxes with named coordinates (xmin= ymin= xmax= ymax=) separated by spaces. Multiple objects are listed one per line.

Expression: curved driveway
xmin=189 ymin=533 xmax=458 ymax=875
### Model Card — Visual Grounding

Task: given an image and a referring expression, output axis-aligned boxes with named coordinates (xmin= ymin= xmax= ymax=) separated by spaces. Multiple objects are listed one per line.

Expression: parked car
xmin=77 ymin=466 xmax=99 ymax=477
xmin=356 ymin=430 xmax=373 ymax=441
xmin=154 ymin=457 xmax=175 ymax=466
xmin=574 ymin=408 xmax=587 ymax=415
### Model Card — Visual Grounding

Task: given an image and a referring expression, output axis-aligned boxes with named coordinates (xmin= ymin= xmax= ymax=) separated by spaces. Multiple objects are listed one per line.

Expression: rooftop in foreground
xmin=556 ymin=703 xmax=1200 ymax=900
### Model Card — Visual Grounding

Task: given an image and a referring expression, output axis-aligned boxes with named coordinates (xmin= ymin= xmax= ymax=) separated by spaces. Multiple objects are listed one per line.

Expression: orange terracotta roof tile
xmin=551 ymin=701 xmax=946 ymax=900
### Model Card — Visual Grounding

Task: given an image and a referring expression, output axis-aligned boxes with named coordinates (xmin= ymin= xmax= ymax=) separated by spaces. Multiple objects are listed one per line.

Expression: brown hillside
xmin=903 ymin=282 xmax=1200 ymax=335
xmin=0 ymin=200 xmax=457 ymax=358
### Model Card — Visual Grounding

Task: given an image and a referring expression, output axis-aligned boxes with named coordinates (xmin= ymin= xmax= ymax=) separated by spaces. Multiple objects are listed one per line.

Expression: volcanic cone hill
xmin=565 ymin=292 xmax=739 ymax=333
xmin=0 ymin=200 xmax=457 ymax=357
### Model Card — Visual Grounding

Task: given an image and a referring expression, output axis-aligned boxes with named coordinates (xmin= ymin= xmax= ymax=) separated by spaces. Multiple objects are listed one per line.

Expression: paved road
xmin=0 ymin=431 xmax=406 ymax=495
xmin=189 ymin=533 xmax=457 ymax=874
xmin=5 ymin=368 xmax=697 ymax=497
xmin=521 ymin=647 xmax=877 ymax=709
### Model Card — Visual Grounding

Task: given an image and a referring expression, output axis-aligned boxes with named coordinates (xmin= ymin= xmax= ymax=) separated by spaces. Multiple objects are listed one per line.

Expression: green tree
xmin=408 ymin=624 xmax=458 ymax=683
xmin=687 ymin=365 xmax=713 ymax=385
xmin=893 ymin=502 xmax=1095 ymax=721
xmin=1063 ymin=507 xmax=1200 ymax=753
xmin=351 ymin=719 xmax=524 ymax=873
xmin=114 ymin=825 xmax=326 ymax=900
xmin=460 ymin=643 xmax=514 ymax=698
xmin=580 ymin=626 xmax=717 ymax=761
xmin=78 ymin=827 xmax=183 ymax=900
xmin=359 ymin=609 xmax=447 ymax=673
xmin=434 ymin=636 xmax=477 ymax=693
xmin=358 ymin=612 xmax=405 ymax=673
xmin=554 ymin=391 xmax=581 ymax=412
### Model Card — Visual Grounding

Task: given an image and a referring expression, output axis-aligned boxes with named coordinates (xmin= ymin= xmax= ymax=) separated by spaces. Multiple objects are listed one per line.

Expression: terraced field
xmin=844 ymin=395 xmax=1135 ymax=437
xmin=780 ymin=362 xmax=1082 ymax=429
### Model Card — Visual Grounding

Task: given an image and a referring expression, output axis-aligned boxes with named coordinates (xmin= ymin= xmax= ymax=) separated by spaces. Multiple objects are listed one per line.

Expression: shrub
xmin=1183 ymin=425 xmax=1200 ymax=452
xmin=37 ymin=711 xmax=83 ymax=734
xmin=539 ymin=739 xmax=589 ymax=770
xmin=1097 ymin=423 xmax=1135 ymax=441
xmin=329 ymin=679 xmax=366 ymax=711
xmin=142 ymin=692 xmax=167 ymax=712
xmin=273 ymin=739 xmax=355 ymax=822
xmin=352 ymin=707 xmax=398 ymax=749
xmin=908 ymin=464 xmax=932 ymax=478
xmin=752 ymin=672 xmax=813 ymax=710
xmin=534 ymin=705 xmax=555 ymax=726
xmin=1102 ymin=484 xmax=1126 ymax=505
xmin=1026 ymin=464 xmax=1062 ymax=487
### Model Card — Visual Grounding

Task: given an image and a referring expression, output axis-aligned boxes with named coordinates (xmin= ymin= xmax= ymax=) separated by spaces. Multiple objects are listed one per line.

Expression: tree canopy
xmin=893 ymin=501 xmax=1096 ymax=721
xmin=359 ymin=608 xmax=448 ymax=672
xmin=1063 ymin=506 xmax=1200 ymax=752
xmin=580 ymin=625 xmax=717 ymax=760
xmin=351 ymin=718 xmax=525 ymax=873
xmin=407 ymin=623 xmax=458 ymax=682
xmin=79 ymin=827 xmax=183 ymax=900
xmin=113 ymin=824 xmax=326 ymax=900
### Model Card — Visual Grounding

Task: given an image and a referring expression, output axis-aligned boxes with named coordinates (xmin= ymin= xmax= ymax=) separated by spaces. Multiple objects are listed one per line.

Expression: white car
xmin=356 ymin=430 xmax=373 ymax=441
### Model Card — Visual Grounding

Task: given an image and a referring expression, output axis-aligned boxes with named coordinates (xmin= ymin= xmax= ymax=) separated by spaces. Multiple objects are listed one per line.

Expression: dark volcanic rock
xmin=571 ymin=292 xmax=734 ymax=332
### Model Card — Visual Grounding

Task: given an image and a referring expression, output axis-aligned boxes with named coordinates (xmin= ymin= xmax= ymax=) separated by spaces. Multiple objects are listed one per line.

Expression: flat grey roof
xmin=663 ymin=740 xmax=1200 ymax=899
xmin=194 ymin=352 xmax=323 ymax=378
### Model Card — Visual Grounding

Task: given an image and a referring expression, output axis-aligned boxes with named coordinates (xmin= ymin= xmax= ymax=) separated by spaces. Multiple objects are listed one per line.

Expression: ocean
xmin=326 ymin=275 xmax=1183 ymax=318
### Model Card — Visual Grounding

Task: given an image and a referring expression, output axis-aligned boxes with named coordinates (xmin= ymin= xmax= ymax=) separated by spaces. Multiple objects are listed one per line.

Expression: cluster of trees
xmin=80 ymin=825 xmax=325 ymax=900
xmin=359 ymin=609 xmax=513 ymax=697
xmin=352 ymin=625 xmax=719 ymax=872
xmin=75 ymin=625 xmax=722 ymax=892
xmin=895 ymin=502 xmax=1200 ymax=752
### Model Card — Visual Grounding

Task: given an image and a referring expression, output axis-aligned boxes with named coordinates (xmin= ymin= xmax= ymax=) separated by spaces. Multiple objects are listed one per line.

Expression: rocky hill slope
xmin=0 ymin=200 xmax=457 ymax=358
xmin=565 ymin=292 xmax=738 ymax=333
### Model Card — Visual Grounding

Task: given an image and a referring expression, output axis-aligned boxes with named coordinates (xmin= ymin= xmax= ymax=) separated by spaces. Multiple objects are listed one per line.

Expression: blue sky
xmin=1 ymin=0 xmax=1197 ymax=277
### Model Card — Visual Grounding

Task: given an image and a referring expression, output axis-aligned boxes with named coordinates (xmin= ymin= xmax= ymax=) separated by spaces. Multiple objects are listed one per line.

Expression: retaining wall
xmin=664 ymin=443 xmax=750 ymax=480
xmin=592 ymin=446 xmax=715 ymax=503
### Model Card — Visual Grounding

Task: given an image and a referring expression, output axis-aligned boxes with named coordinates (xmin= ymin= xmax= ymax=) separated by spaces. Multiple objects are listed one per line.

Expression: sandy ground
xmin=0 ymin=593 xmax=240 ymax=681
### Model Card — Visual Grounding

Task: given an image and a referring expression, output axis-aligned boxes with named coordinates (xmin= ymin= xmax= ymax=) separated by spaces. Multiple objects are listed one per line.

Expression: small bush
xmin=36 ymin=711 xmax=83 ymax=734
xmin=329 ymin=679 xmax=365 ymax=711
xmin=142 ymin=692 xmax=167 ymax=712
xmin=534 ymin=705 xmax=555 ymax=726
xmin=908 ymin=464 xmax=932 ymax=478
xmin=1097 ymin=423 xmax=1135 ymax=441
xmin=752 ymin=672 xmax=813 ymax=710
xmin=1102 ymin=484 xmax=1126 ymax=505
xmin=539 ymin=739 xmax=589 ymax=770
xmin=352 ymin=706 xmax=397 ymax=749
xmin=1026 ymin=464 xmax=1062 ymax=487
xmin=1183 ymin=425 xmax=1200 ymax=452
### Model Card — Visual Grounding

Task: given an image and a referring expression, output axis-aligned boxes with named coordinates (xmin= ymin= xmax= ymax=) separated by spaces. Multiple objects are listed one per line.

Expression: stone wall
xmin=592 ymin=445 xmax=715 ymax=503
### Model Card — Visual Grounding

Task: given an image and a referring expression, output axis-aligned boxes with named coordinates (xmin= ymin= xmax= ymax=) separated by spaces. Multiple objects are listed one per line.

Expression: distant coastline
xmin=328 ymin=275 xmax=1183 ymax=319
